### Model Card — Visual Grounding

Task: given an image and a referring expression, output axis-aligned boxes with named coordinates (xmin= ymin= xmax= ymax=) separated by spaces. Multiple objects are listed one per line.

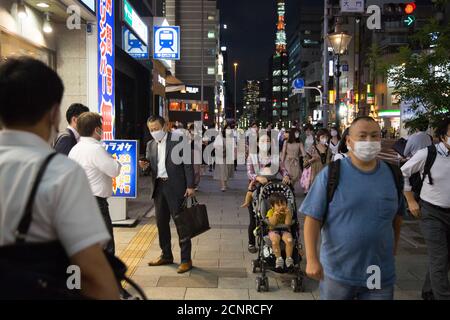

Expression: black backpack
xmin=406 ymin=145 xmax=437 ymax=201
xmin=323 ymin=159 xmax=404 ymax=226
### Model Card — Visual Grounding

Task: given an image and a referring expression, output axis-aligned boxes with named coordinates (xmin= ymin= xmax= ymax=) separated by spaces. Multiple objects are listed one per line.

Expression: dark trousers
xmin=420 ymin=201 xmax=450 ymax=300
xmin=248 ymin=204 xmax=256 ymax=246
xmin=154 ymin=179 xmax=192 ymax=263
xmin=96 ymin=197 xmax=115 ymax=255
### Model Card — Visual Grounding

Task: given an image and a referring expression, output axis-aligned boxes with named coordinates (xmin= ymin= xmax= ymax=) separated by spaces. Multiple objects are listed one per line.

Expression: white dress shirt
xmin=0 ymin=130 xmax=110 ymax=257
xmin=67 ymin=125 xmax=80 ymax=142
xmin=157 ymin=133 xmax=169 ymax=178
xmin=401 ymin=143 xmax=450 ymax=208
xmin=69 ymin=137 xmax=122 ymax=198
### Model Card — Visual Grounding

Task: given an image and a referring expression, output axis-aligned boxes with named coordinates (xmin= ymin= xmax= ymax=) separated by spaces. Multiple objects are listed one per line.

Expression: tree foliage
xmin=385 ymin=17 xmax=450 ymax=131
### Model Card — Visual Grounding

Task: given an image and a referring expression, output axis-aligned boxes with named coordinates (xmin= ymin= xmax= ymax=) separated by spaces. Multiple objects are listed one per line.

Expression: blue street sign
xmin=154 ymin=26 xmax=180 ymax=60
xmin=123 ymin=27 xmax=149 ymax=59
xmin=102 ymin=140 xmax=138 ymax=198
xmin=293 ymin=78 xmax=305 ymax=90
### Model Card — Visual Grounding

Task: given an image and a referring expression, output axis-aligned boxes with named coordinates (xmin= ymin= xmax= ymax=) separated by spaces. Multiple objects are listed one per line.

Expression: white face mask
xmin=348 ymin=141 xmax=382 ymax=162
xmin=331 ymin=130 xmax=338 ymax=137
xmin=295 ymin=133 xmax=300 ymax=139
xmin=151 ymin=130 xmax=166 ymax=142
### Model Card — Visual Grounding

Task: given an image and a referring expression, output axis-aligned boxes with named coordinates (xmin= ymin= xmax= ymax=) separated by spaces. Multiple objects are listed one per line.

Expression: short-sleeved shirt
xmin=299 ymin=157 xmax=406 ymax=287
xmin=266 ymin=208 xmax=288 ymax=228
xmin=0 ymin=130 xmax=111 ymax=257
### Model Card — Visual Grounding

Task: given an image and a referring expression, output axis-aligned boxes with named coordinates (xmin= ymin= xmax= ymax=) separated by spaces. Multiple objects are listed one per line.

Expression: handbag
xmin=0 ymin=153 xmax=147 ymax=300
xmin=174 ymin=197 xmax=210 ymax=243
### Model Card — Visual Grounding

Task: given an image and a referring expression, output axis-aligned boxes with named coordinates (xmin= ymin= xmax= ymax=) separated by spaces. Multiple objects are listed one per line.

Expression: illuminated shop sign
xmin=98 ymin=0 xmax=115 ymax=140
xmin=123 ymin=0 xmax=149 ymax=45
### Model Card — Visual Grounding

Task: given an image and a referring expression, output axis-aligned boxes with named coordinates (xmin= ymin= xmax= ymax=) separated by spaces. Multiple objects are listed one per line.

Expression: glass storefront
xmin=0 ymin=29 xmax=55 ymax=68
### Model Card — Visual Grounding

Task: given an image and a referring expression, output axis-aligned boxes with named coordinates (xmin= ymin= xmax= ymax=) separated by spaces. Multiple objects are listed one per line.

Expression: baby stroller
xmin=250 ymin=179 xmax=305 ymax=292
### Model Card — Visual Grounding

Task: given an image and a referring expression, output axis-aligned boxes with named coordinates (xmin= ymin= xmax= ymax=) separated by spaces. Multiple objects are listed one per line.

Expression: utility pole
xmin=234 ymin=63 xmax=238 ymax=125
xmin=322 ymin=0 xmax=329 ymax=127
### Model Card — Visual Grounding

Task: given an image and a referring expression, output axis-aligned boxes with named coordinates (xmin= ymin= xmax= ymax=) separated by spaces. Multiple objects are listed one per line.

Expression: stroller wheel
xmin=252 ymin=260 xmax=261 ymax=273
xmin=256 ymin=277 xmax=269 ymax=292
xmin=291 ymin=278 xmax=304 ymax=292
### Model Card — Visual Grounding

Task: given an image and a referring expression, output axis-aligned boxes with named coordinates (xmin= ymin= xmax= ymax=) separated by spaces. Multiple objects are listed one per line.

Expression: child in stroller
xmin=250 ymin=179 xmax=304 ymax=292
xmin=266 ymin=193 xmax=295 ymax=272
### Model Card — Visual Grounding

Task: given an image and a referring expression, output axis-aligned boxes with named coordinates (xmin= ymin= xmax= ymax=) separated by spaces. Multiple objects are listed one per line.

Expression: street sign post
xmin=154 ymin=26 xmax=180 ymax=60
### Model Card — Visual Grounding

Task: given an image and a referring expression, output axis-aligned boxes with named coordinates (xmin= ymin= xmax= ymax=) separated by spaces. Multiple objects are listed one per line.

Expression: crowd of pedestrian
xmin=1 ymin=57 xmax=449 ymax=301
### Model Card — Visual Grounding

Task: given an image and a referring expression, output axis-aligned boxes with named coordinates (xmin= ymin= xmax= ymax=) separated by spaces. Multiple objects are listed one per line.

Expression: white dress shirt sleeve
xmin=401 ymin=147 xmax=428 ymax=192
xmin=52 ymin=164 xmax=111 ymax=257
xmin=93 ymin=146 xmax=122 ymax=178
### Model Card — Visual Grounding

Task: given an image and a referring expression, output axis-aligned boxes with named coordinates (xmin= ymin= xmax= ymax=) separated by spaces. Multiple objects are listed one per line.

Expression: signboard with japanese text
xmin=102 ymin=140 xmax=138 ymax=198
xmin=123 ymin=26 xmax=149 ymax=59
xmin=123 ymin=0 xmax=148 ymax=45
xmin=98 ymin=0 xmax=115 ymax=140
xmin=340 ymin=0 xmax=365 ymax=13
xmin=154 ymin=26 xmax=180 ymax=60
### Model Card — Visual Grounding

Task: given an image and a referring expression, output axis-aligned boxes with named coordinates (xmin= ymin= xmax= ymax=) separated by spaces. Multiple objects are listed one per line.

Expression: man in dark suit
xmin=139 ymin=115 xmax=195 ymax=273
xmin=53 ymin=103 xmax=89 ymax=155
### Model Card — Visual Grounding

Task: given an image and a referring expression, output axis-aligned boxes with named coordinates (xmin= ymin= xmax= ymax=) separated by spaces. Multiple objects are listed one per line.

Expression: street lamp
xmin=234 ymin=62 xmax=238 ymax=124
xmin=327 ymin=31 xmax=352 ymax=127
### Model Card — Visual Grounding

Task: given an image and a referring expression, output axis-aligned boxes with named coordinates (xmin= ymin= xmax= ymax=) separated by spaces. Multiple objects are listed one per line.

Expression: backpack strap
xmin=423 ymin=145 xmax=437 ymax=185
xmin=385 ymin=161 xmax=404 ymax=202
xmin=15 ymin=152 xmax=58 ymax=244
xmin=323 ymin=159 xmax=341 ymax=226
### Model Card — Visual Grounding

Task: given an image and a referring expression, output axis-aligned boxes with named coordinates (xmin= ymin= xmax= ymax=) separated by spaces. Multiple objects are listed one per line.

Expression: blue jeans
xmin=320 ymin=276 xmax=394 ymax=300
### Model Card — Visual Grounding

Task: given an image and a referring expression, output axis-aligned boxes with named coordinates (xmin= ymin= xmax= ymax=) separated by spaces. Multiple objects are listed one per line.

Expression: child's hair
xmin=269 ymin=192 xmax=287 ymax=207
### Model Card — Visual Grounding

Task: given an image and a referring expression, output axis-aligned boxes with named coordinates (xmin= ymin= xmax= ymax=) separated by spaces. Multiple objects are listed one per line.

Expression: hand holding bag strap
xmin=16 ymin=152 xmax=58 ymax=244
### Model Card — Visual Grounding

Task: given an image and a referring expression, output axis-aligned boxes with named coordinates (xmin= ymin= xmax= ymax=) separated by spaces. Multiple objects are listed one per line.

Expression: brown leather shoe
xmin=177 ymin=261 xmax=193 ymax=274
xmin=148 ymin=256 xmax=174 ymax=266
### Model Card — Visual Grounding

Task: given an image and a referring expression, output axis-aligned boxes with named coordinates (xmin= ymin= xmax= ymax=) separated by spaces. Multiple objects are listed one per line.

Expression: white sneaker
xmin=285 ymin=257 xmax=294 ymax=268
xmin=275 ymin=257 xmax=284 ymax=269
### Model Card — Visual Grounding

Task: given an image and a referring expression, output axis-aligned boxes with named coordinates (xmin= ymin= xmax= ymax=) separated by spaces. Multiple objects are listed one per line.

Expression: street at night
xmin=0 ymin=0 xmax=450 ymax=309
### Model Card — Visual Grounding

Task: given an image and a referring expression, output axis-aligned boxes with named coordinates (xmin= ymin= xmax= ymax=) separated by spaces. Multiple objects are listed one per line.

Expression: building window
xmin=207 ymin=67 xmax=215 ymax=75
xmin=208 ymin=31 xmax=215 ymax=39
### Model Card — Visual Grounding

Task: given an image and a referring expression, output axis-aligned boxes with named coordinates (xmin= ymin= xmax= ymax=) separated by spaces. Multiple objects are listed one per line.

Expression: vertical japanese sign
xmin=98 ymin=0 xmax=115 ymax=140
xmin=102 ymin=140 xmax=138 ymax=198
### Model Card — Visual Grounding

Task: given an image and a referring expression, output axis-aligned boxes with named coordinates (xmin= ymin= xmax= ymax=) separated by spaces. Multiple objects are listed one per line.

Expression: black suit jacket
xmin=145 ymin=132 xmax=194 ymax=199
xmin=54 ymin=128 xmax=77 ymax=155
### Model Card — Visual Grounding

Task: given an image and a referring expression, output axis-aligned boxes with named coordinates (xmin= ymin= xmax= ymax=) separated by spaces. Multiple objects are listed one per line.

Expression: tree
xmin=384 ymin=16 xmax=450 ymax=132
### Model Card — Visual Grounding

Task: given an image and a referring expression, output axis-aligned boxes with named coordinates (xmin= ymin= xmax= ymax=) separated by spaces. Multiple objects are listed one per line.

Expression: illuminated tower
xmin=275 ymin=0 xmax=287 ymax=53
xmin=270 ymin=0 xmax=289 ymax=127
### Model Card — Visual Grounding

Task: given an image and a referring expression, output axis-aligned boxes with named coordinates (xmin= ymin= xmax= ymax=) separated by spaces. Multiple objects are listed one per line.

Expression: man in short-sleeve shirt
xmin=300 ymin=116 xmax=405 ymax=300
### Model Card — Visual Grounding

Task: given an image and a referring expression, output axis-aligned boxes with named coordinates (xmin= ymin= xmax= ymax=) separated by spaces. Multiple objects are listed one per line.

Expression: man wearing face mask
xmin=301 ymin=116 xmax=406 ymax=300
xmin=140 ymin=115 xmax=195 ymax=273
xmin=401 ymin=118 xmax=450 ymax=300
xmin=69 ymin=112 xmax=122 ymax=255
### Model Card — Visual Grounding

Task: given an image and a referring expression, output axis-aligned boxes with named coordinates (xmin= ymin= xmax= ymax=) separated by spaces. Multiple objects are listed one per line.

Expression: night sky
xmin=218 ymin=0 xmax=320 ymax=104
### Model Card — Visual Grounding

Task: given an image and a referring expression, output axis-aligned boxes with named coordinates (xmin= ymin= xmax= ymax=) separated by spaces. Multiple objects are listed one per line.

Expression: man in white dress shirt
xmin=0 ymin=57 xmax=119 ymax=299
xmin=401 ymin=118 xmax=450 ymax=300
xmin=69 ymin=112 xmax=122 ymax=255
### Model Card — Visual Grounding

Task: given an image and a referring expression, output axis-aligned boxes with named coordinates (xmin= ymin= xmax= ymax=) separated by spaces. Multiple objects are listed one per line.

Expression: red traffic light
xmin=404 ymin=2 xmax=416 ymax=15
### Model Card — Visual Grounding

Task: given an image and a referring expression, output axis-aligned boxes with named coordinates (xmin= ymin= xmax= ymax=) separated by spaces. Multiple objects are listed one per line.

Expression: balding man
xmin=300 ymin=116 xmax=406 ymax=300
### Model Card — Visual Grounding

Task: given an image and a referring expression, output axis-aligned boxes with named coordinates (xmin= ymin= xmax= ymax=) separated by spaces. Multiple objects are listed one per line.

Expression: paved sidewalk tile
xmin=185 ymin=288 xmax=250 ymax=300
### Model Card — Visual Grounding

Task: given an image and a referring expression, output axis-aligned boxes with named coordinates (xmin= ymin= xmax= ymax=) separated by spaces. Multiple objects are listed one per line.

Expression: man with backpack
xmin=300 ymin=116 xmax=406 ymax=300
xmin=401 ymin=118 xmax=450 ymax=300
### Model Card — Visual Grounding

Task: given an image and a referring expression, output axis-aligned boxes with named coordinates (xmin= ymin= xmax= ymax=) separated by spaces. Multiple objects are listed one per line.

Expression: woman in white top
xmin=333 ymin=127 xmax=350 ymax=161
xmin=329 ymin=126 xmax=341 ymax=160
xmin=214 ymin=124 xmax=235 ymax=191
xmin=303 ymin=124 xmax=315 ymax=152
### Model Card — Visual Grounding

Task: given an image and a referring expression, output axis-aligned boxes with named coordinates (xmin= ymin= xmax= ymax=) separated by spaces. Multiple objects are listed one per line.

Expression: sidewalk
xmin=114 ymin=166 xmax=429 ymax=300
